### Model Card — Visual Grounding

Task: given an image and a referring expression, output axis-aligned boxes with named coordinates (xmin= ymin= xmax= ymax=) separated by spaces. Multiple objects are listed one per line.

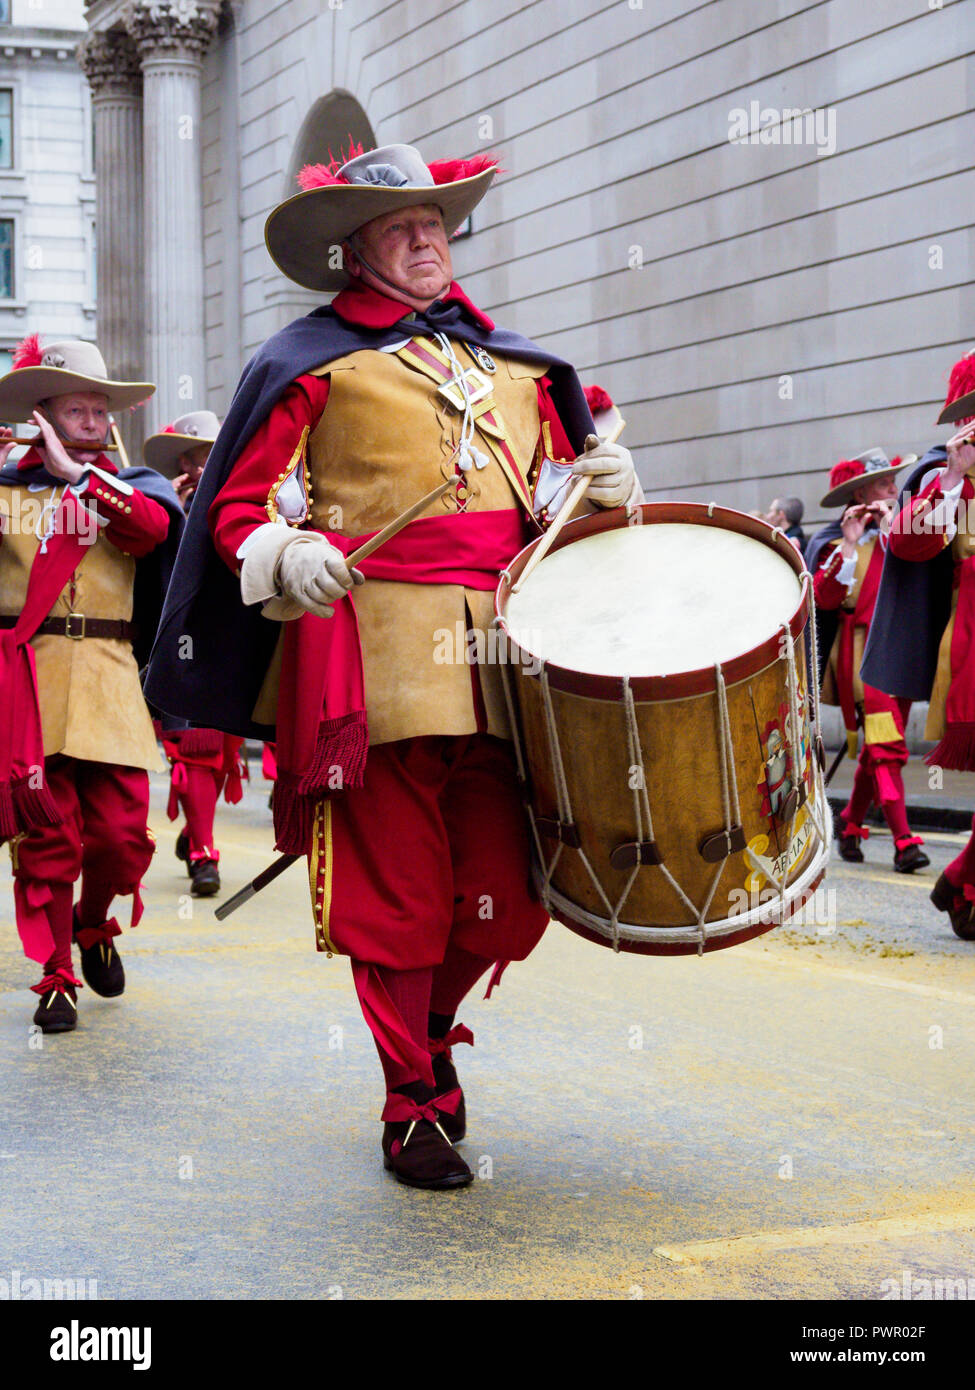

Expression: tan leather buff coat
xmin=254 ymin=339 xmax=553 ymax=744
xmin=0 ymin=486 xmax=161 ymax=770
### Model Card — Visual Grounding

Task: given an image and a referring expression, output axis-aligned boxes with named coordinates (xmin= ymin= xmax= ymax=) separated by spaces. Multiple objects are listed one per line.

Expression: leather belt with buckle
xmin=0 ymin=614 xmax=137 ymax=641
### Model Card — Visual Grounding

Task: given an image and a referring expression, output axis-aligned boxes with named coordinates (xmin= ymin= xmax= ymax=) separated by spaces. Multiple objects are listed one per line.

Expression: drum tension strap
xmin=536 ymin=817 xmax=582 ymax=849
xmin=610 ymin=840 xmax=663 ymax=869
xmin=698 ymin=825 xmax=747 ymax=863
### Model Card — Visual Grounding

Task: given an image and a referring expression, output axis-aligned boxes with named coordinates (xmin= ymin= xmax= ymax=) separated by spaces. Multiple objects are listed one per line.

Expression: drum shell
xmin=497 ymin=504 xmax=827 ymax=955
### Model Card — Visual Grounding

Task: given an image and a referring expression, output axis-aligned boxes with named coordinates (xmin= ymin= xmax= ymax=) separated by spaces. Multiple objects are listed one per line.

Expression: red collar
xmin=17 ymin=445 xmax=117 ymax=475
xmin=331 ymin=280 xmax=495 ymax=333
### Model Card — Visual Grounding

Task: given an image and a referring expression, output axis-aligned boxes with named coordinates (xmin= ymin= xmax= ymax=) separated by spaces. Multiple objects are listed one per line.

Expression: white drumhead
xmin=503 ymin=522 xmax=802 ymax=677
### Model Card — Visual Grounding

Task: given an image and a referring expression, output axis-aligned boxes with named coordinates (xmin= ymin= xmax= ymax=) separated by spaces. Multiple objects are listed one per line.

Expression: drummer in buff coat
xmin=862 ymin=351 xmax=975 ymax=938
xmin=145 ymin=143 xmax=642 ymax=1190
xmin=0 ymin=337 xmax=182 ymax=1032
xmin=144 ymin=412 xmax=245 ymax=897
xmin=805 ymin=450 xmax=928 ymax=873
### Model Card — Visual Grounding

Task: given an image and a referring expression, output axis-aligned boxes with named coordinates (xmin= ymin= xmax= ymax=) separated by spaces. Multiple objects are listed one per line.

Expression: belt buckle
xmin=65 ymin=612 xmax=86 ymax=640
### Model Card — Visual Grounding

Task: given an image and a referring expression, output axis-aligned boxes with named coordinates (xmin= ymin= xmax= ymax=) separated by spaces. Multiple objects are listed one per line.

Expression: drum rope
xmin=539 ymin=665 xmax=630 ymax=946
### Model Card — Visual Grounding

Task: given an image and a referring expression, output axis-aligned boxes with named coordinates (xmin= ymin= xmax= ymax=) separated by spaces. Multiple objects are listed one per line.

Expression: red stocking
xmin=361 ymin=963 xmax=434 ymax=1092
xmin=841 ymin=757 xmax=874 ymax=833
xmin=42 ymin=883 xmax=75 ymax=977
xmin=430 ymin=942 xmax=494 ymax=1031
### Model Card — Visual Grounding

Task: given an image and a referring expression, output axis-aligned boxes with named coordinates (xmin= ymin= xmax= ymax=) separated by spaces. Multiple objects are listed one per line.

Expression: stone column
xmin=125 ymin=0 xmax=220 ymax=433
xmin=77 ymin=28 xmax=147 ymax=457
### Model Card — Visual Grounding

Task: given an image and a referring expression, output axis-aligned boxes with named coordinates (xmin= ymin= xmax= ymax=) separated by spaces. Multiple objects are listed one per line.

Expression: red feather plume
xmin=828 ymin=459 xmax=866 ymax=491
xmin=944 ymin=350 xmax=975 ymax=422
xmin=163 ymin=424 xmax=177 ymax=433
xmin=427 ymin=154 xmax=501 ymax=185
xmin=584 ymin=384 xmax=614 ymax=414
xmin=12 ymin=333 xmax=43 ymax=369
xmin=297 ymin=138 xmax=365 ymax=191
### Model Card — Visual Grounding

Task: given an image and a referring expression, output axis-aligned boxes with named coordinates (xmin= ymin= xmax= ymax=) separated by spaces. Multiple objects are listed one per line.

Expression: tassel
xmin=926 ymin=723 xmax=975 ymax=773
xmin=272 ymin=714 xmax=369 ymax=855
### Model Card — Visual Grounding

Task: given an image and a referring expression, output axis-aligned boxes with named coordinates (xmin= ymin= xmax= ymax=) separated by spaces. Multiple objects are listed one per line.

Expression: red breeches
xmin=12 ymin=756 xmax=153 ymax=964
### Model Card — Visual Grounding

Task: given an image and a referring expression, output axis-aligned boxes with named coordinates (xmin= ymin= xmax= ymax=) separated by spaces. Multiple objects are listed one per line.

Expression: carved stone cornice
xmin=123 ymin=1 xmax=221 ymax=63
xmin=76 ymin=28 xmax=143 ymax=97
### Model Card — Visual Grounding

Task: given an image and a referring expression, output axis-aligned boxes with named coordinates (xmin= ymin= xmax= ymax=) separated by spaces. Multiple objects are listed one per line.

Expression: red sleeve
xmin=536 ymin=376 xmax=576 ymax=461
xmin=208 ymin=373 xmax=331 ymax=573
xmin=888 ymin=473 xmax=971 ymax=562
xmin=83 ymin=469 xmax=170 ymax=557
xmin=812 ymin=540 xmax=850 ymax=611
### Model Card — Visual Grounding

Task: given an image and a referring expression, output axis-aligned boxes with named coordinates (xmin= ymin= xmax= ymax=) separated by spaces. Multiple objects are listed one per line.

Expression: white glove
xmin=572 ymin=434 xmax=642 ymax=509
xmin=237 ymin=524 xmax=362 ymax=620
xmin=275 ymin=533 xmax=363 ymax=619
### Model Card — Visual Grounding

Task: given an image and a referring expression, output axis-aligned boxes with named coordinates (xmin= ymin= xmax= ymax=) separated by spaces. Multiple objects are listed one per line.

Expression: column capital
xmin=77 ymin=29 xmax=143 ymax=98
xmin=123 ymin=1 xmax=222 ymax=63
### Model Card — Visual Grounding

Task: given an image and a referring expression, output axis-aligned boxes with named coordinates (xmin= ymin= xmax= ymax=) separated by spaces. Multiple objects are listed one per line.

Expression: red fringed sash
xmin=272 ymin=508 xmax=529 ymax=853
xmin=929 ymin=557 xmax=975 ymax=771
xmin=0 ymin=493 xmax=94 ymax=844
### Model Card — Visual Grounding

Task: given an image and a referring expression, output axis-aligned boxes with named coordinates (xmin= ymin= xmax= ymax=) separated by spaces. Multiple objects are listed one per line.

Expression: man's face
xmin=768 ymin=499 xmax=785 ymax=526
xmin=42 ymin=392 xmax=111 ymax=463
xmin=856 ymin=476 xmax=898 ymax=505
xmin=178 ymin=442 xmax=211 ymax=486
xmin=346 ymin=203 xmax=452 ymax=306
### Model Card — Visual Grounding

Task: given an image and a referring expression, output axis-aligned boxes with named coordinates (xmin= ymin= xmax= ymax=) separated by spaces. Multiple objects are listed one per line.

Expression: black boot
xmin=73 ymin=912 xmax=125 ymax=998
xmin=175 ymin=829 xmax=191 ymax=875
xmin=189 ymin=858 xmax=220 ymax=897
xmin=31 ymin=970 xmax=81 ymax=1033
xmin=381 ymin=1084 xmax=473 ymax=1191
xmin=930 ymin=872 xmax=975 ymax=940
xmin=427 ymin=1018 xmax=473 ymax=1144
xmin=835 ymin=812 xmax=865 ymax=863
xmin=894 ymin=839 xmax=930 ymax=874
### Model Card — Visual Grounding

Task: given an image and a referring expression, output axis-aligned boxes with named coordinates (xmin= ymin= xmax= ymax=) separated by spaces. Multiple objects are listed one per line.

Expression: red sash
xmin=273 ymin=508 xmax=528 ymax=854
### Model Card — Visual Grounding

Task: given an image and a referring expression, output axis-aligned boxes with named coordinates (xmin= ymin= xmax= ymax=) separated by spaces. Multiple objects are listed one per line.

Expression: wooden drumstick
xmin=344 ymin=477 xmax=454 ymax=568
xmin=510 ymin=417 xmax=626 ymax=594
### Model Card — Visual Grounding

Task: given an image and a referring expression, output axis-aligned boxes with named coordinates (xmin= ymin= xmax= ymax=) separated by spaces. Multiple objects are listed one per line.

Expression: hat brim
xmin=0 ymin=367 xmax=154 ymax=421
xmin=820 ymin=456 xmax=917 ymax=508
xmin=264 ymin=169 xmax=496 ymax=292
xmin=144 ymin=432 xmax=216 ymax=479
xmin=938 ymin=390 xmax=975 ymax=426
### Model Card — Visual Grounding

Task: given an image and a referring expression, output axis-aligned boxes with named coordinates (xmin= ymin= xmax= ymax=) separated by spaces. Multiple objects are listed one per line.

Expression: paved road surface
xmin=1 ymin=771 xmax=974 ymax=1300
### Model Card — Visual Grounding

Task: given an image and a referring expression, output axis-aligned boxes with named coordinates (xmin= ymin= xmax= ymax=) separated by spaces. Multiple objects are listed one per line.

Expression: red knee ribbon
xmin=427 ymin=1023 xmax=474 ymax=1058
xmin=381 ymin=1087 xmax=463 ymax=1125
xmin=75 ymin=917 xmax=122 ymax=951
xmin=30 ymin=967 xmax=82 ymax=996
xmin=841 ymin=821 xmax=869 ymax=841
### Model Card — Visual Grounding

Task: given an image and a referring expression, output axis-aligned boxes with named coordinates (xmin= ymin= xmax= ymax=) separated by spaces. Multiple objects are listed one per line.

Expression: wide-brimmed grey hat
xmin=0 ymin=337 xmax=154 ymax=419
xmin=820 ymin=447 xmax=918 ymax=508
xmin=144 ymin=410 xmax=220 ymax=478
xmin=265 ymin=143 xmax=498 ymax=293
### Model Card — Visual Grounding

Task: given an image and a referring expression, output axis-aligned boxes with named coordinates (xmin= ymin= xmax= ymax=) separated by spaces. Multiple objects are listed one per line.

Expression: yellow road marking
xmin=654 ymin=1207 xmax=975 ymax=1263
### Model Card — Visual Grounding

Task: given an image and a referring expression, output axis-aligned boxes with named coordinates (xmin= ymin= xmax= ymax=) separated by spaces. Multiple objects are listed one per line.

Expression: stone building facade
xmin=80 ymin=0 xmax=974 ymax=520
xmin=0 ymin=0 xmax=93 ymax=378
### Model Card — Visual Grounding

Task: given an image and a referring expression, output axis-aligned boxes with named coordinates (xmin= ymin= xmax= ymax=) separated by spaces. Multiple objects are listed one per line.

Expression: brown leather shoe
xmin=31 ymin=970 xmax=82 ymax=1033
xmin=381 ymin=1090 xmax=473 ymax=1190
xmin=74 ymin=913 xmax=125 ymax=998
xmin=930 ymin=872 xmax=975 ymax=940
xmin=893 ymin=838 xmax=930 ymax=874
xmin=429 ymin=1023 xmax=474 ymax=1144
xmin=835 ymin=812 xmax=865 ymax=863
